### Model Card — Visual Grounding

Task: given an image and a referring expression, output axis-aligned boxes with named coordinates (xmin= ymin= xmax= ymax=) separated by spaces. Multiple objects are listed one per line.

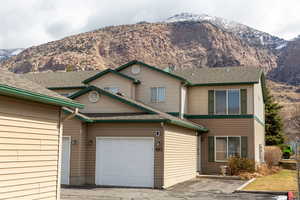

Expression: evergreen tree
xmin=265 ymin=88 xmax=285 ymax=145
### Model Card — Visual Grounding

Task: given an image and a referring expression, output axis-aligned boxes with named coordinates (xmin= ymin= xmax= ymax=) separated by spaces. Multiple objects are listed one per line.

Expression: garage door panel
xmin=96 ymin=137 xmax=154 ymax=187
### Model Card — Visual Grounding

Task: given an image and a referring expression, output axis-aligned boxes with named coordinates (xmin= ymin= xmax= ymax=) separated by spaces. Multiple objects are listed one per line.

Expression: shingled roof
xmin=0 ymin=69 xmax=83 ymax=108
xmin=172 ymin=66 xmax=263 ymax=85
xmin=23 ymin=70 xmax=101 ymax=89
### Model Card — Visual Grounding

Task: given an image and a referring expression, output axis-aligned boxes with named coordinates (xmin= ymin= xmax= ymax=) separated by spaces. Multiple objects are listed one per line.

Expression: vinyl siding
xmin=75 ymin=91 xmax=142 ymax=113
xmin=85 ymin=123 xmax=164 ymax=188
xmin=62 ymin=117 xmax=87 ymax=185
xmin=51 ymin=89 xmax=81 ymax=96
xmin=0 ymin=95 xmax=60 ymax=200
xmin=120 ymin=64 xmax=182 ymax=113
xmin=254 ymin=119 xmax=265 ymax=163
xmin=163 ymin=125 xmax=197 ymax=188
xmin=191 ymin=118 xmax=254 ymax=174
xmin=87 ymin=73 xmax=135 ymax=98
xmin=253 ymin=79 xmax=265 ymax=122
xmin=188 ymin=85 xmax=254 ymax=115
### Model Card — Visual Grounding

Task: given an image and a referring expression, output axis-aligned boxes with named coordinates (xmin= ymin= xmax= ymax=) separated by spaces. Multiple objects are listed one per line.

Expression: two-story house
xmin=24 ymin=60 xmax=266 ymax=189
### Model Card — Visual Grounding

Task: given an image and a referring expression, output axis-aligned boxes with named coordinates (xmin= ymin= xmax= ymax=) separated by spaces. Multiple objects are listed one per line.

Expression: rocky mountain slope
xmin=165 ymin=13 xmax=286 ymax=50
xmin=0 ymin=48 xmax=24 ymax=62
xmin=0 ymin=21 xmax=277 ymax=74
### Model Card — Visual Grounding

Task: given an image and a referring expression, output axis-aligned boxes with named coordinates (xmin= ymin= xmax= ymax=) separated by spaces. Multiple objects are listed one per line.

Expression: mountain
xmin=165 ymin=13 xmax=287 ymax=50
xmin=0 ymin=21 xmax=277 ymax=74
xmin=270 ymin=37 xmax=300 ymax=85
xmin=0 ymin=48 xmax=24 ymax=62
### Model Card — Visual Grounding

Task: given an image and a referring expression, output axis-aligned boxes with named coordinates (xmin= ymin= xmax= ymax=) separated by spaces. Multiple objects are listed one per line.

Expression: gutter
xmin=62 ymin=108 xmax=78 ymax=122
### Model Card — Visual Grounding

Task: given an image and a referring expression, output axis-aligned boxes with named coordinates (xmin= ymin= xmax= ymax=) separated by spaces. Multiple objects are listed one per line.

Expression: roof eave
xmin=167 ymin=119 xmax=208 ymax=132
xmin=0 ymin=84 xmax=84 ymax=109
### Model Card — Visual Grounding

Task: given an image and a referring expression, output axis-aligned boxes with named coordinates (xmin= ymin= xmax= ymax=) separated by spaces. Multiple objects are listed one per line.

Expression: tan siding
xmin=188 ymin=85 xmax=254 ymax=115
xmin=62 ymin=117 xmax=87 ymax=185
xmin=0 ymin=95 xmax=60 ymax=200
xmin=191 ymin=118 xmax=254 ymax=174
xmin=163 ymin=125 xmax=197 ymax=188
xmin=87 ymin=73 xmax=135 ymax=98
xmin=253 ymin=79 xmax=265 ymax=122
xmin=86 ymin=123 xmax=164 ymax=188
xmin=75 ymin=91 xmax=142 ymax=113
xmin=254 ymin=120 xmax=265 ymax=163
xmin=120 ymin=64 xmax=182 ymax=112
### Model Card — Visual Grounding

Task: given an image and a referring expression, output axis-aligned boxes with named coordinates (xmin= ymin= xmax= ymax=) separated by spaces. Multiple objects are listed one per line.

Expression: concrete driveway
xmin=61 ymin=178 xmax=281 ymax=200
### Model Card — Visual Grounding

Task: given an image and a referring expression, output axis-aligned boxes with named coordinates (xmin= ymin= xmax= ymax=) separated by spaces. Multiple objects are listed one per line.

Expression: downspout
xmin=56 ymin=107 xmax=78 ymax=200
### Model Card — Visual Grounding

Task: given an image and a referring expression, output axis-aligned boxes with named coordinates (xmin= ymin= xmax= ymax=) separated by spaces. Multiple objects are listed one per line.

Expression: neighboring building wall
xmin=254 ymin=120 xmax=265 ymax=163
xmin=75 ymin=92 xmax=142 ymax=113
xmin=62 ymin=117 xmax=87 ymax=185
xmin=191 ymin=118 xmax=254 ymax=174
xmin=120 ymin=64 xmax=182 ymax=113
xmin=85 ymin=123 xmax=164 ymax=188
xmin=87 ymin=73 xmax=135 ymax=98
xmin=188 ymin=85 xmax=254 ymax=115
xmin=163 ymin=124 xmax=197 ymax=188
xmin=0 ymin=95 xmax=60 ymax=200
xmin=253 ymin=79 xmax=265 ymax=122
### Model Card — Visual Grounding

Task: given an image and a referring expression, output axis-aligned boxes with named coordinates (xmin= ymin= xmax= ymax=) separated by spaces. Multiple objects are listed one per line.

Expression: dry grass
xmin=243 ymin=169 xmax=297 ymax=192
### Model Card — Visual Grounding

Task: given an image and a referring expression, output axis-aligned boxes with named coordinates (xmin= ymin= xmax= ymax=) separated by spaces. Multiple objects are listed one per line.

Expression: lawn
xmin=243 ymin=169 xmax=297 ymax=192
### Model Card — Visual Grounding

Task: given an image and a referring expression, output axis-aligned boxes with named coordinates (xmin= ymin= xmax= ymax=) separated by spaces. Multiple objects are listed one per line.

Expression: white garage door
xmin=96 ymin=137 xmax=154 ymax=187
xmin=61 ymin=136 xmax=71 ymax=185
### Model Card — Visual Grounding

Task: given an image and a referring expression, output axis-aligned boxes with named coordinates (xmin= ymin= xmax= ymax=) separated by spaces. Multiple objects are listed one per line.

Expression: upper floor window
xmin=104 ymin=87 xmax=119 ymax=94
xmin=215 ymin=89 xmax=240 ymax=115
xmin=151 ymin=87 xmax=165 ymax=103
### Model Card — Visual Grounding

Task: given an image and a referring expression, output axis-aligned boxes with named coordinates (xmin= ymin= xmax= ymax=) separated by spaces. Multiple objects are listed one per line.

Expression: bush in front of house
xmin=265 ymin=146 xmax=283 ymax=168
xmin=228 ymin=156 xmax=255 ymax=175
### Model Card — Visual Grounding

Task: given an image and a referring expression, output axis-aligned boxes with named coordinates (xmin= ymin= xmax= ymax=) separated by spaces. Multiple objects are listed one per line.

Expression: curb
xmin=235 ymin=178 xmax=256 ymax=191
xmin=197 ymin=175 xmax=241 ymax=180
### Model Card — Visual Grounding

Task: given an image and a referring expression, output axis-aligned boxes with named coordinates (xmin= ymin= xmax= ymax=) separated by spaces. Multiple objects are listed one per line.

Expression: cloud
xmin=0 ymin=0 xmax=299 ymax=48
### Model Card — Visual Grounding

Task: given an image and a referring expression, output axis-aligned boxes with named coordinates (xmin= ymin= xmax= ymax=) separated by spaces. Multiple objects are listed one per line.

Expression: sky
xmin=1 ymin=0 xmax=299 ymax=49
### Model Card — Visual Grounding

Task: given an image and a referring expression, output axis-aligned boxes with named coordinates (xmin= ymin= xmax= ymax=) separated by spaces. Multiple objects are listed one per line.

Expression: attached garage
xmin=0 ymin=70 xmax=83 ymax=200
xmin=95 ymin=137 xmax=154 ymax=187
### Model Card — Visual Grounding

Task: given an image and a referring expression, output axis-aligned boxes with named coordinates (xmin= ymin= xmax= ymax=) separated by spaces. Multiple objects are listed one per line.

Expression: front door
xmin=61 ymin=136 xmax=71 ymax=185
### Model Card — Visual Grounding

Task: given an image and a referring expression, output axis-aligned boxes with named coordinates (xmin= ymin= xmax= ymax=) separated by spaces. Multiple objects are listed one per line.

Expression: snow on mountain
xmin=0 ymin=48 xmax=24 ymax=62
xmin=165 ymin=13 xmax=287 ymax=50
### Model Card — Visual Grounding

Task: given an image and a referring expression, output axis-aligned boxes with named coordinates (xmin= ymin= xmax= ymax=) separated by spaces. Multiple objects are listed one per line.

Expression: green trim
xmin=168 ymin=119 xmax=208 ymax=132
xmin=189 ymin=82 xmax=258 ymax=87
xmin=185 ymin=114 xmax=254 ymax=119
xmin=82 ymin=68 xmax=141 ymax=84
xmin=48 ymin=86 xmax=86 ymax=90
xmin=115 ymin=60 xmax=191 ymax=84
xmin=69 ymin=86 xmax=156 ymax=114
xmin=91 ymin=119 xmax=167 ymax=123
xmin=254 ymin=115 xmax=265 ymax=126
xmin=260 ymin=72 xmax=267 ymax=103
xmin=167 ymin=112 xmax=180 ymax=117
xmin=0 ymin=84 xmax=84 ymax=109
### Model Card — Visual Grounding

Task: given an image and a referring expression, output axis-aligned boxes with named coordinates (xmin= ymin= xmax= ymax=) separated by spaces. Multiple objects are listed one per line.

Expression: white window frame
xmin=214 ymin=89 xmax=241 ymax=115
xmin=215 ymin=136 xmax=241 ymax=162
xmin=151 ymin=87 xmax=166 ymax=103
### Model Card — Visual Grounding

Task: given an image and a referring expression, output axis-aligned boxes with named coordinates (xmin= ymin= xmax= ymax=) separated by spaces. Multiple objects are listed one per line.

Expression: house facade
xmin=0 ymin=69 xmax=83 ymax=199
xmin=25 ymin=60 xmax=266 ymax=189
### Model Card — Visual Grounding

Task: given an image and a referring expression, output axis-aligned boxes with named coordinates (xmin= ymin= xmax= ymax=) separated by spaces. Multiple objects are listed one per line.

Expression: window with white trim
xmin=215 ymin=89 xmax=240 ymax=115
xmin=151 ymin=87 xmax=165 ymax=103
xmin=215 ymin=136 xmax=241 ymax=162
xmin=104 ymin=87 xmax=119 ymax=94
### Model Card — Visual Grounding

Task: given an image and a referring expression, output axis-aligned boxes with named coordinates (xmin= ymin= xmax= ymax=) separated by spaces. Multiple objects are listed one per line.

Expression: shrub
xmin=228 ymin=156 xmax=255 ymax=175
xmin=265 ymin=146 xmax=282 ymax=168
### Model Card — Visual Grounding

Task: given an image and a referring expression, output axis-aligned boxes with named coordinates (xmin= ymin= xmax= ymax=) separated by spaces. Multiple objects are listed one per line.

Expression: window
xmin=215 ymin=89 xmax=240 ymax=115
xmin=215 ymin=136 xmax=241 ymax=161
xmin=104 ymin=87 xmax=119 ymax=94
xmin=151 ymin=87 xmax=165 ymax=103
